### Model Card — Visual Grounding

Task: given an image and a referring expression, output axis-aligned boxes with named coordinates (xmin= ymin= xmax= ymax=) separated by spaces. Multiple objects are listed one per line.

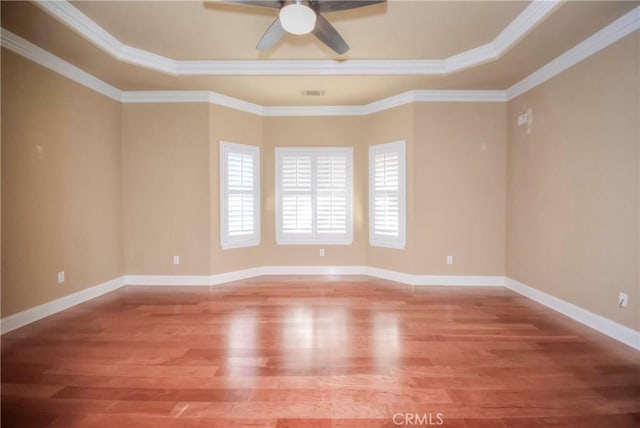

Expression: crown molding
xmin=4 ymin=3 xmax=638 ymax=117
xmin=444 ymin=43 xmax=498 ymax=73
xmin=412 ymin=90 xmax=508 ymax=103
xmin=0 ymin=28 xmax=508 ymax=116
xmin=34 ymin=0 xmax=560 ymax=76
xmin=208 ymin=91 xmax=264 ymax=116
xmin=120 ymin=90 xmax=210 ymax=104
xmin=444 ymin=1 xmax=562 ymax=72
xmin=262 ymin=105 xmax=365 ymax=117
xmin=363 ymin=90 xmax=507 ymax=115
xmin=1 ymin=28 xmax=121 ymax=101
xmin=35 ymin=0 xmax=176 ymax=74
xmin=507 ymin=6 xmax=640 ymax=100
xmin=120 ymin=90 xmax=264 ymax=115
xmin=122 ymin=89 xmax=507 ymax=117
xmin=176 ymin=59 xmax=446 ymax=76
xmin=493 ymin=0 xmax=562 ymax=54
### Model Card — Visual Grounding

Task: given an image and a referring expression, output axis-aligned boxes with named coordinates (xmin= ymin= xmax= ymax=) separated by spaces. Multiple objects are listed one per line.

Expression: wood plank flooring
xmin=2 ymin=276 xmax=639 ymax=427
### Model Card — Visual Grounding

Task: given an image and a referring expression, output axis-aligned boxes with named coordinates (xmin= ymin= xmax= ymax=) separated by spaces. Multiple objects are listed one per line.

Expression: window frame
xmin=369 ymin=140 xmax=406 ymax=249
xmin=275 ymin=146 xmax=353 ymax=245
xmin=219 ymin=140 xmax=261 ymax=249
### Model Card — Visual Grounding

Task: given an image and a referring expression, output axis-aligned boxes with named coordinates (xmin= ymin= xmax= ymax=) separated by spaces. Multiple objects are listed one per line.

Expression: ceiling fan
xmin=224 ymin=0 xmax=386 ymax=55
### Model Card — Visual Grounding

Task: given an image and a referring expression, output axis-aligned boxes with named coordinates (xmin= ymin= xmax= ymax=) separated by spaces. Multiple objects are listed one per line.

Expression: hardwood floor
xmin=2 ymin=276 xmax=639 ymax=427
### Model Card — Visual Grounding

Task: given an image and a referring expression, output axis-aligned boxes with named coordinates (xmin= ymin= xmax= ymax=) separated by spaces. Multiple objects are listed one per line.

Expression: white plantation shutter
xmin=281 ymin=156 xmax=313 ymax=236
xmin=220 ymin=141 xmax=260 ymax=249
xmin=374 ymin=152 xmax=399 ymax=236
xmin=316 ymin=156 xmax=347 ymax=235
xmin=369 ymin=141 xmax=406 ymax=249
xmin=227 ymin=152 xmax=254 ymax=236
xmin=276 ymin=148 xmax=352 ymax=244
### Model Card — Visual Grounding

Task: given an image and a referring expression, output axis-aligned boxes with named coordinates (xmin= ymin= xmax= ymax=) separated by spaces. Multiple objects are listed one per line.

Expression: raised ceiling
xmin=69 ymin=0 xmax=529 ymax=60
xmin=2 ymin=1 xmax=638 ymax=105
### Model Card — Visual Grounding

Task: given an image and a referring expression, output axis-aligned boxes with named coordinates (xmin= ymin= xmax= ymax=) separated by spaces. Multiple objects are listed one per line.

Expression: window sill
xmin=276 ymin=239 xmax=353 ymax=246
xmin=369 ymin=240 xmax=405 ymax=250
xmin=221 ymin=240 xmax=260 ymax=250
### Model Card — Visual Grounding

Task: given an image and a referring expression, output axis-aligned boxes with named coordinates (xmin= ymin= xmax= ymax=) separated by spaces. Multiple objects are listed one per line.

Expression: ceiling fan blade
xmin=311 ymin=0 xmax=386 ymax=13
xmin=257 ymin=17 xmax=286 ymax=50
xmin=223 ymin=0 xmax=282 ymax=9
xmin=312 ymin=13 xmax=349 ymax=55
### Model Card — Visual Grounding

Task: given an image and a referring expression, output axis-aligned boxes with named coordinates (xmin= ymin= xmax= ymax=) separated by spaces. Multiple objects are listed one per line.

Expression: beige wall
xmin=262 ymin=115 xmax=368 ymax=266
xmin=365 ymin=105 xmax=416 ymax=272
xmin=506 ymin=34 xmax=640 ymax=330
xmin=122 ymin=103 xmax=211 ymax=275
xmin=122 ymin=105 xmax=505 ymax=273
xmin=209 ymin=104 xmax=263 ymax=273
xmin=412 ymin=103 xmax=507 ymax=275
xmin=1 ymin=49 xmax=123 ymax=316
xmin=122 ymin=103 xmax=265 ymax=275
xmin=364 ymin=103 xmax=507 ymax=276
xmin=4 ymin=29 xmax=637 ymax=337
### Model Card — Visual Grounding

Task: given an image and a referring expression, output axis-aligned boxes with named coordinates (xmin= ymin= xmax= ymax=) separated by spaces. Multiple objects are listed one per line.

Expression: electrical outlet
xmin=57 ymin=271 xmax=65 ymax=283
xmin=173 ymin=255 xmax=180 ymax=265
xmin=446 ymin=255 xmax=453 ymax=265
xmin=619 ymin=292 xmax=628 ymax=308
xmin=319 ymin=248 xmax=325 ymax=257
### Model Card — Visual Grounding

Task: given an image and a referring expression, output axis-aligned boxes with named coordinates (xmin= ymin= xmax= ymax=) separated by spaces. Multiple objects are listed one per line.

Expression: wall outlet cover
xmin=619 ymin=292 xmax=628 ymax=308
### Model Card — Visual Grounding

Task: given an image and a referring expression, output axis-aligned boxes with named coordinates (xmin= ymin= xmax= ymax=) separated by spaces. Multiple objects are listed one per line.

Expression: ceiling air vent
xmin=300 ymin=90 xmax=326 ymax=97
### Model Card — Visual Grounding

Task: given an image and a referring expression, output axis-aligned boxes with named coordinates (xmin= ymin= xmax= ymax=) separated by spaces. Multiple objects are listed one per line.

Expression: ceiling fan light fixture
xmin=279 ymin=3 xmax=317 ymax=35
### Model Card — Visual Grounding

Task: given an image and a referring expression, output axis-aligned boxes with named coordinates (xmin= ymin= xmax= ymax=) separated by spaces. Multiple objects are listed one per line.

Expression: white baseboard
xmin=259 ymin=265 xmax=369 ymax=276
xmin=3 ymin=270 xmax=636 ymax=352
xmin=413 ymin=274 xmax=505 ymax=286
xmin=125 ymin=266 xmax=504 ymax=287
xmin=125 ymin=266 xmax=368 ymax=286
xmin=364 ymin=266 xmax=417 ymax=284
xmin=125 ymin=269 xmax=263 ymax=286
xmin=210 ymin=268 xmax=262 ymax=284
xmin=505 ymin=278 xmax=640 ymax=351
xmin=0 ymin=276 xmax=126 ymax=334
xmin=364 ymin=267 xmax=505 ymax=286
xmin=124 ymin=274 xmax=211 ymax=286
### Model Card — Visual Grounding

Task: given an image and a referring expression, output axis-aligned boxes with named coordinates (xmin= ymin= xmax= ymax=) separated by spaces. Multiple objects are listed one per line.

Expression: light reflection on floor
xmin=226 ymin=300 xmax=401 ymax=376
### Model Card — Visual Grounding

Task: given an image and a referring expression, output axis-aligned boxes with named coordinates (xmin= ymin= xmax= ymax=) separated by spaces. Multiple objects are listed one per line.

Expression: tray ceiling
xmin=1 ymin=1 xmax=638 ymax=105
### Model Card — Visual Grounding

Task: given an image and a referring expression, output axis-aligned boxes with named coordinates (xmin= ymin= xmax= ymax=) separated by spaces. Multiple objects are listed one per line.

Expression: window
xmin=369 ymin=140 xmax=406 ymax=249
xmin=276 ymin=147 xmax=353 ymax=245
xmin=220 ymin=141 xmax=260 ymax=249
